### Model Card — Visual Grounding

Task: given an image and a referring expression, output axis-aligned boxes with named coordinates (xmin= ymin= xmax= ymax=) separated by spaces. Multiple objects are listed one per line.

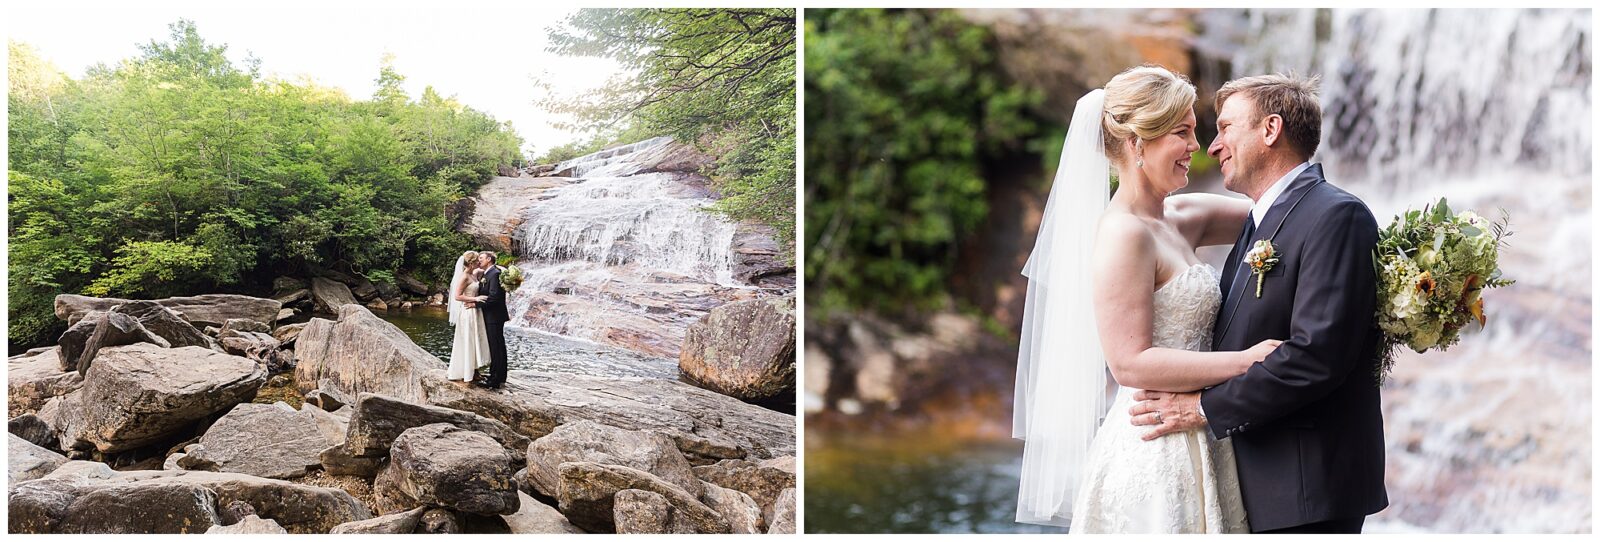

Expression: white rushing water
xmin=1209 ymin=8 xmax=1591 ymax=533
xmin=505 ymin=137 xmax=750 ymax=357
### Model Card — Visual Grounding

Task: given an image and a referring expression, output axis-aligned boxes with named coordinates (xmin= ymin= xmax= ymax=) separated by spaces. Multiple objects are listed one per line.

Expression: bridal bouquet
xmin=500 ymin=265 xmax=524 ymax=292
xmin=1373 ymin=198 xmax=1513 ymax=381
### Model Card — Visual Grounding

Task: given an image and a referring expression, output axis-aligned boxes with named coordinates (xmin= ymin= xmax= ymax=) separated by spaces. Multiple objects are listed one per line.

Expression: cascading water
xmin=505 ymin=137 xmax=757 ymax=360
xmin=1207 ymin=8 xmax=1591 ymax=533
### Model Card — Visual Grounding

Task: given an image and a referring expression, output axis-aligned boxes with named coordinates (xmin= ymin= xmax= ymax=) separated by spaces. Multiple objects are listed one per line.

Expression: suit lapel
xmin=1216 ymin=164 xmax=1328 ymax=344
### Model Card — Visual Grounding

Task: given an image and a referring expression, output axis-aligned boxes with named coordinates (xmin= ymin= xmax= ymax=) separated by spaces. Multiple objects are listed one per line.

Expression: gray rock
xmin=502 ymin=490 xmax=585 ymax=533
xmin=273 ymin=276 xmax=308 ymax=293
xmin=76 ymin=311 xmax=171 ymax=374
xmin=767 ymin=487 xmax=795 ymax=534
xmin=351 ymin=280 xmax=379 ymax=302
xmin=10 ymin=436 xmax=68 ymax=484
xmin=8 ymin=347 xmax=83 ymax=415
xmin=304 ymin=389 xmax=345 ymax=412
xmin=678 ymin=295 xmax=796 ymax=401
xmin=221 ymin=318 xmax=272 ymax=335
xmin=310 ymin=278 xmax=360 ymax=315
xmin=220 ymin=500 xmax=257 ymax=525
xmin=341 ymin=393 xmax=529 ymax=462
xmin=701 ymin=481 xmax=764 ymax=534
xmin=54 ymin=482 xmax=222 ymax=533
xmin=397 ymin=274 xmax=429 ymax=296
xmin=217 ymin=326 xmax=287 ymax=373
xmin=271 ymin=322 xmax=309 ymax=345
xmin=276 ymin=308 xmax=296 ymax=322
xmin=54 ymin=294 xmax=280 ymax=331
xmin=275 ymin=288 xmax=309 ymax=306
xmin=418 ymin=507 xmax=461 ymax=533
xmin=177 ymin=403 xmax=341 ymax=479
xmin=372 ymin=423 xmax=519 ymax=516
xmin=692 ymin=457 xmax=796 ymax=524
xmin=317 ymin=444 xmax=384 ymax=478
xmin=10 ymin=413 xmax=58 ymax=450
xmin=52 ymin=344 xmax=267 ymax=454
xmin=108 ymin=301 xmax=216 ymax=349
xmin=421 ymin=371 xmax=795 ymax=465
xmin=163 ymin=453 xmax=186 ymax=471
xmin=366 ymin=298 xmax=388 ymax=311
xmin=55 ymin=316 xmax=101 ymax=372
xmin=526 ymin=420 xmax=699 ymax=500
xmin=556 ymin=461 xmax=730 ymax=534
xmin=293 ymin=306 xmax=436 ymax=405
xmin=613 ymin=488 xmax=696 ymax=533
xmin=328 ymin=506 xmax=425 ymax=534
xmin=206 ymin=515 xmax=287 ymax=534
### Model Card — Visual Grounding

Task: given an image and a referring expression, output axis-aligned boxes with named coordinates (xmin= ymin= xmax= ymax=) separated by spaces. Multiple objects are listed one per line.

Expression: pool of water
xmin=804 ymin=432 xmax=1067 ymax=534
xmin=378 ymin=308 xmax=679 ymax=380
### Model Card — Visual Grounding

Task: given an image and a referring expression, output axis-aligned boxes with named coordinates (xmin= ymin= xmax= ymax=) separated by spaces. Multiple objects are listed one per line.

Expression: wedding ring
xmin=1155 ymin=412 xmax=1163 ymax=424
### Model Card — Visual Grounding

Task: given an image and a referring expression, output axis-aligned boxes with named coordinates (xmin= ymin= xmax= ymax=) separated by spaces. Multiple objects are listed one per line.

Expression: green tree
xmin=547 ymin=8 xmax=796 ymax=257
xmin=804 ymin=9 xmax=1043 ymax=314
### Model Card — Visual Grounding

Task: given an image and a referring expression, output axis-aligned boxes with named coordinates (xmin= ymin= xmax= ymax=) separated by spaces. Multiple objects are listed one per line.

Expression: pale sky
xmin=6 ymin=1 xmax=628 ymax=157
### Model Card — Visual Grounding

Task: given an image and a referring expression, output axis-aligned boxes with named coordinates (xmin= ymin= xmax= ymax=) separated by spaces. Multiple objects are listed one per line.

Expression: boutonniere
xmin=1245 ymin=240 xmax=1280 ymax=298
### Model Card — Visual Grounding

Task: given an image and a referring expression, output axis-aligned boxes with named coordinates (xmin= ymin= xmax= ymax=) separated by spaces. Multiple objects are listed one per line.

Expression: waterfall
xmin=1211 ymin=9 xmax=1591 ymax=533
xmin=503 ymin=137 xmax=751 ymax=359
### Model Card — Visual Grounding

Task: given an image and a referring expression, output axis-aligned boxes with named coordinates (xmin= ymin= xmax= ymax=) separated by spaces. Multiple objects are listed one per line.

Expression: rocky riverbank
xmin=10 ymin=295 xmax=796 ymax=534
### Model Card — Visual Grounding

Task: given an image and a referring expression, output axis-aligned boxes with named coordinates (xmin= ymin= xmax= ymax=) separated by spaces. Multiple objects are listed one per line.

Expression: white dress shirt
xmin=1250 ymin=161 xmax=1312 ymax=226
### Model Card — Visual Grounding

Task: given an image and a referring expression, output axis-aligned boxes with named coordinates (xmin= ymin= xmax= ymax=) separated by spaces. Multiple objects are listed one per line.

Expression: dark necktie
xmin=1221 ymin=216 xmax=1258 ymax=321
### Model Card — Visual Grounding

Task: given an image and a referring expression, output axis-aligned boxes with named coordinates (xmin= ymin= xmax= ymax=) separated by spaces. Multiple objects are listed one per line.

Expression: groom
xmin=1130 ymin=74 xmax=1388 ymax=533
xmin=474 ymin=251 xmax=510 ymax=389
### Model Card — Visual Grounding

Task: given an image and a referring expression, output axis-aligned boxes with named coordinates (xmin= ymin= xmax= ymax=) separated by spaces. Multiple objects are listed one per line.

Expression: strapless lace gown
xmin=447 ymin=278 xmax=492 ymax=381
xmin=1069 ymin=264 xmax=1249 ymax=533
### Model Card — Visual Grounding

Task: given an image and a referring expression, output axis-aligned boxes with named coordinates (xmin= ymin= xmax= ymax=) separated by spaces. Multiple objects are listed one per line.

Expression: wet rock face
xmin=679 ymin=295 xmax=797 ymax=401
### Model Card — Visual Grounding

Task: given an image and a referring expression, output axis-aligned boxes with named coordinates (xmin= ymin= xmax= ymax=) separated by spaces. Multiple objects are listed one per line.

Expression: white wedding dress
xmin=1068 ymin=263 xmax=1250 ymax=533
xmin=447 ymin=275 xmax=491 ymax=381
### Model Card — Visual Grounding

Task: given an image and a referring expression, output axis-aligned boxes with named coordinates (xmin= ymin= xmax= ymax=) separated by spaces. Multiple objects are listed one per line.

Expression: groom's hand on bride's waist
xmin=1129 ymin=390 xmax=1206 ymax=441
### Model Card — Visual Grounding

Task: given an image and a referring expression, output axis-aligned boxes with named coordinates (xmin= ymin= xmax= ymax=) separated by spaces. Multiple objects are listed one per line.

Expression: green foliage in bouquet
xmin=1373 ymin=198 xmax=1514 ymax=382
xmin=499 ymin=264 xmax=524 ymax=293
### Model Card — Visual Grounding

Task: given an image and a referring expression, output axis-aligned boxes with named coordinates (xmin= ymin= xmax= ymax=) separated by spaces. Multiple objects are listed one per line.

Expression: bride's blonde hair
xmin=461 ymin=250 xmax=480 ymax=268
xmin=1100 ymin=65 xmax=1197 ymax=165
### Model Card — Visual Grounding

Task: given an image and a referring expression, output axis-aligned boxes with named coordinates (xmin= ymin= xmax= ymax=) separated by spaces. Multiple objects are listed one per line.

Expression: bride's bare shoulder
xmin=1095 ymin=210 xmax=1155 ymax=260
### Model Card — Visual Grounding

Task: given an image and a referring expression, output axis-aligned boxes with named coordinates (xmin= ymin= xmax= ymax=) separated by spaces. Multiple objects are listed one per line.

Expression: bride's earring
xmin=1136 ymin=156 xmax=1144 ymax=168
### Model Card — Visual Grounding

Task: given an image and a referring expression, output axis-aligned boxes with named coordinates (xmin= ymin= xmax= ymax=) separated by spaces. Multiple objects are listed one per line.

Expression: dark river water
xmin=804 ymin=433 xmax=1067 ymax=534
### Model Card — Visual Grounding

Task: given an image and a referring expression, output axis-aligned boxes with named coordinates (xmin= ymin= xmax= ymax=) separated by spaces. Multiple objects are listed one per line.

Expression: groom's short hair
xmin=1215 ymin=73 xmax=1322 ymax=160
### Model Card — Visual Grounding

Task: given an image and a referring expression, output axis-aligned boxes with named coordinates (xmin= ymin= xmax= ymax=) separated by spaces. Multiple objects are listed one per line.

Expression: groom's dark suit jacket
xmin=1203 ymin=163 xmax=1389 ymax=531
xmin=478 ymin=265 xmax=510 ymax=324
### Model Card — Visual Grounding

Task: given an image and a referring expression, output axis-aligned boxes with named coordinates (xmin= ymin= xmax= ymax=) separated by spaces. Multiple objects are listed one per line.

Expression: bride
xmin=1013 ymin=65 xmax=1281 ymax=533
xmin=447 ymin=250 xmax=491 ymax=383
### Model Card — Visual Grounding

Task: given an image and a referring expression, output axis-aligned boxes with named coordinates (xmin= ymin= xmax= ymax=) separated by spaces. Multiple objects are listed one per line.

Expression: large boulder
xmin=730 ymin=222 xmax=794 ymax=286
xmin=177 ymin=403 xmax=342 ymax=479
xmin=502 ymin=491 xmax=585 ymax=533
xmin=205 ymin=515 xmax=288 ymax=534
xmin=691 ymin=457 xmax=796 ymax=524
xmin=678 ymin=295 xmax=797 ymax=401
xmin=55 ymin=316 xmax=102 ymax=371
xmin=294 ymin=305 xmax=438 ymax=405
xmin=8 ymin=347 xmax=84 ymax=416
xmin=109 ymin=301 xmax=213 ymax=350
xmin=525 ymin=420 xmax=699 ymax=500
xmin=273 ymin=276 xmax=308 ymax=293
xmin=73 ymin=312 xmax=171 ymax=375
xmin=612 ymin=488 xmax=696 ymax=534
xmin=340 ymin=393 xmax=529 ymax=462
xmin=556 ymin=461 xmax=730 ymax=534
xmin=700 ymin=481 xmax=764 ymax=534
xmin=372 ymin=424 xmax=519 ymax=516
xmin=397 ymin=274 xmax=430 ymax=296
xmin=54 ymin=294 xmax=280 ymax=330
xmin=11 ymin=413 xmax=59 ymax=449
xmin=310 ymin=278 xmax=360 ymax=315
xmin=10 ymin=466 xmax=370 ymax=533
xmin=421 ymin=371 xmax=795 ymax=465
xmin=50 ymin=344 xmax=267 ymax=454
xmin=10 ymin=437 xmax=68 ymax=484
xmin=328 ymin=506 xmax=426 ymax=534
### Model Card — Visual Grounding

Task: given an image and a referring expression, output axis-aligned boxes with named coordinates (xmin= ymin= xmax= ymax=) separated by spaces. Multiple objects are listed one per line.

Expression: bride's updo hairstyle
xmin=1100 ymin=65 xmax=1196 ymax=165
xmin=461 ymin=250 xmax=480 ymax=267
